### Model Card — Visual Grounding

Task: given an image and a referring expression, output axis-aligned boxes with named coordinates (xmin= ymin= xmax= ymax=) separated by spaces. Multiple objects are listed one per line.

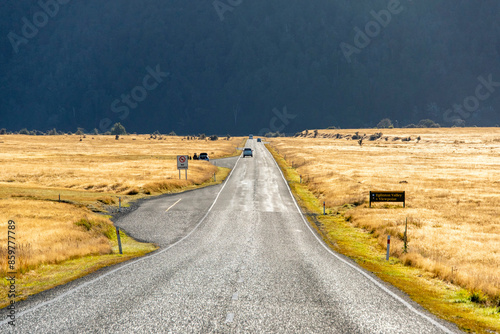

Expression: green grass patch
xmin=267 ymin=144 xmax=500 ymax=334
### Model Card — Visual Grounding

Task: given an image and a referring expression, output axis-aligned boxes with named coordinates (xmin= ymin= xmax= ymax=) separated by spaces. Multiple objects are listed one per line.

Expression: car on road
xmin=257 ymin=138 xmax=262 ymax=142
xmin=242 ymin=148 xmax=253 ymax=157
xmin=249 ymin=134 xmax=253 ymax=139
xmin=199 ymin=152 xmax=209 ymax=161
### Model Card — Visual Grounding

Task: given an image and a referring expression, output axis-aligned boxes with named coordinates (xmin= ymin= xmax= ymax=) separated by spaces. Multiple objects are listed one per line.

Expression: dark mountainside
xmin=1 ymin=0 xmax=500 ymax=135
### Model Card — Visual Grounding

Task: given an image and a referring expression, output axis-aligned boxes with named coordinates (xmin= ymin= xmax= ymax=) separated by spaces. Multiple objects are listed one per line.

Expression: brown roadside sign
xmin=369 ymin=191 xmax=405 ymax=208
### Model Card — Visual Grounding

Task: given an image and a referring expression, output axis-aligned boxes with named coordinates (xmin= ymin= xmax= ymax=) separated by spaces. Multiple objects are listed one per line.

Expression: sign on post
xmin=369 ymin=191 xmax=405 ymax=208
xmin=177 ymin=155 xmax=188 ymax=169
xmin=177 ymin=155 xmax=188 ymax=180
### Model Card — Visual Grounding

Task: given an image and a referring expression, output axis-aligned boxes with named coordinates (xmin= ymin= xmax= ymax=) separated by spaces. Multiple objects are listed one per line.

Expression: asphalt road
xmin=0 ymin=140 xmax=462 ymax=333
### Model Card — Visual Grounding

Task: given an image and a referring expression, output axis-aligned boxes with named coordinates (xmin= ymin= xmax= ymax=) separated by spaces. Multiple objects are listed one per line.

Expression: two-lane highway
xmin=0 ymin=140 xmax=461 ymax=333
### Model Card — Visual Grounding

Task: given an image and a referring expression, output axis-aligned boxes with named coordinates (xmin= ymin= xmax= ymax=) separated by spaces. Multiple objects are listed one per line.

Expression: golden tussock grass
xmin=270 ymin=128 xmax=500 ymax=305
xmin=0 ymin=198 xmax=114 ymax=275
xmin=0 ymin=135 xmax=237 ymax=195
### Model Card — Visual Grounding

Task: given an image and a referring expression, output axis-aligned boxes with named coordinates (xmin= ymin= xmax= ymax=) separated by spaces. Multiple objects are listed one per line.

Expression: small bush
xmin=469 ymin=291 xmax=488 ymax=305
xmin=75 ymin=127 xmax=85 ymax=135
xmin=369 ymin=132 xmax=383 ymax=141
xmin=19 ymin=128 xmax=29 ymax=135
xmin=75 ymin=218 xmax=92 ymax=231
xmin=352 ymin=132 xmax=362 ymax=140
xmin=452 ymin=119 xmax=466 ymax=127
xmin=404 ymin=124 xmax=417 ymax=128
xmin=0 ymin=128 xmax=6 ymax=134
xmin=265 ymin=131 xmax=285 ymax=137
xmin=75 ymin=217 xmax=114 ymax=239
xmin=110 ymin=122 xmax=127 ymax=135
xmin=377 ymin=118 xmax=393 ymax=129
xmin=209 ymin=135 xmax=218 ymax=141
xmin=125 ymin=187 xmax=140 ymax=195
xmin=417 ymin=119 xmax=440 ymax=128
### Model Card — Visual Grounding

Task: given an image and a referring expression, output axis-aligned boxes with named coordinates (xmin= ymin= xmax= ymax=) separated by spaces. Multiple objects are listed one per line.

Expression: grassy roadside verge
xmin=267 ymin=144 xmax=500 ymax=334
xmin=0 ymin=226 xmax=156 ymax=309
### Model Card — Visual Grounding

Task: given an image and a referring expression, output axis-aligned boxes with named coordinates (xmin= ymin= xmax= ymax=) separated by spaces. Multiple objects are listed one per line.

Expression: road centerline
xmin=225 ymin=312 xmax=234 ymax=324
xmin=165 ymin=198 xmax=182 ymax=212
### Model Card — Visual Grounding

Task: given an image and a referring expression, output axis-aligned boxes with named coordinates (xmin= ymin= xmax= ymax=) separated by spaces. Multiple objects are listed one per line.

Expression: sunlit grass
xmin=0 ymin=135 xmax=239 ymax=195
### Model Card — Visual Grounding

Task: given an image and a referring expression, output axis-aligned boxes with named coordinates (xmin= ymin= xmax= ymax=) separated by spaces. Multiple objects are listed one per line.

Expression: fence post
xmin=323 ymin=201 xmax=326 ymax=215
xmin=119 ymin=197 xmax=122 ymax=212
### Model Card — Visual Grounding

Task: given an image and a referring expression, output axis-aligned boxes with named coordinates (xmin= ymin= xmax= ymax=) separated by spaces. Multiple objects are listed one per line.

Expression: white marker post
xmin=386 ymin=235 xmax=391 ymax=261
xmin=177 ymin=155 xmax=188 ymax=180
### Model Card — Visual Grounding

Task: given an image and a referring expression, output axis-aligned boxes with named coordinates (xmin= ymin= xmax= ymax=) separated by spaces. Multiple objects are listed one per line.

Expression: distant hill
xmin=1 ymin=0 xmax=499 ymax=134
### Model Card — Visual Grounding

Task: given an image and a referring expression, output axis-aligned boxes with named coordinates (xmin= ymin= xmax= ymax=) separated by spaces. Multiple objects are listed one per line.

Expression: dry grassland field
xmin=270 ymin=128 xmax=500 ymax=304
xmin=0 ymin=134 xmax=241 ymax=305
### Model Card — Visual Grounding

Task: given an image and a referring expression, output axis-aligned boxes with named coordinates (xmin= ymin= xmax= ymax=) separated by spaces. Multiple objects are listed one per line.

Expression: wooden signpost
xmin=369 ymin=191 xmax=405 ymax=208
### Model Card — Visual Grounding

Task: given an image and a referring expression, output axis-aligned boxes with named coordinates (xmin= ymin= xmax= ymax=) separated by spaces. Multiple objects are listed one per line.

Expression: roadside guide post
xmin=403 ymin=218 xmax=408 ymax=253
xmin=386 ymin=235 xmax=391 ymax=261
xmin=323 ymin=201 xmax=326 ymax=215
xmin=116 ymin=227 xmax=123 ymax=255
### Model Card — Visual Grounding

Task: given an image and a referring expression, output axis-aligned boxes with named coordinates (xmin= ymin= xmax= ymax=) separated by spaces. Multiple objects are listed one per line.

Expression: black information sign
xmin=369 ymin=191 xmax=405 ymax=208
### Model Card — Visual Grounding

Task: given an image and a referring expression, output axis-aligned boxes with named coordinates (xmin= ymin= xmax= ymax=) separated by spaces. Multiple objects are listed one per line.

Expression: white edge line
xmin=264 ymin=145 xmax=455 ymax=334
xmin=0 ymin=156 xmax=242 ymax=326
xmin=165 ymin=198 xmax=182 ymax=212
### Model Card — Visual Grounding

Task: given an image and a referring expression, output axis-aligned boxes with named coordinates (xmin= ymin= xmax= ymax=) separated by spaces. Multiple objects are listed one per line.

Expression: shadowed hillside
xmin=1 ymin=0 xmax=500 ymax=134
